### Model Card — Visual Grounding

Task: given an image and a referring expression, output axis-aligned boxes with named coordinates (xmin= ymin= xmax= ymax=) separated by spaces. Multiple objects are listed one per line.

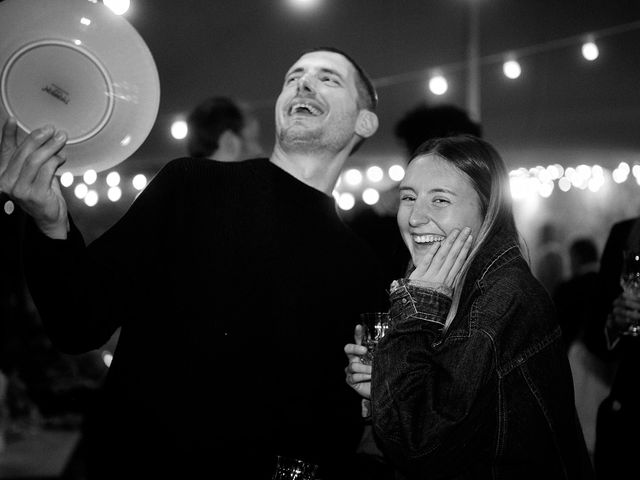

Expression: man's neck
xmin=269 ymin=144 xmax=347 ymax=195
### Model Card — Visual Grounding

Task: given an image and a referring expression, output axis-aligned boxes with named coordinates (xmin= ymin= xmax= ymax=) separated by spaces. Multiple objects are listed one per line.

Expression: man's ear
xmin=355 ymin=110 xmax=379 ymax=139
xmin=218 ymin=130 xmax=242 ymax=161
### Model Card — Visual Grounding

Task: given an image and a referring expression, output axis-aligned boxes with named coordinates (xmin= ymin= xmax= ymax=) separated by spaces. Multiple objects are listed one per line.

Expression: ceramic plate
xmin=0 ymin=0 xmax=160 ymax=175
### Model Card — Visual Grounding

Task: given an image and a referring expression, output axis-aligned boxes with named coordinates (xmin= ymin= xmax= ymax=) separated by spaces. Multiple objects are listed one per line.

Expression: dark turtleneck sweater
xmin=24 ymin=157 xmax=388 ymax=479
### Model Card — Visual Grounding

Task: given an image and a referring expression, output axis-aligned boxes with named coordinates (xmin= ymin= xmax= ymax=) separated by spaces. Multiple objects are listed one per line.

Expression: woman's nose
xmin=408 ymin=203 xmax=431 ymax=227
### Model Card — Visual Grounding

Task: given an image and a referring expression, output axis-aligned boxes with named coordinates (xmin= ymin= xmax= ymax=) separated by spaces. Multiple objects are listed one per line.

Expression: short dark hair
xmin=186 ymin=97 xmax=245 ymax=157
xmin=395 ymin=104 xmax=482 ymax=156
xmin=302 ymin=46 xmax=378 ymax=112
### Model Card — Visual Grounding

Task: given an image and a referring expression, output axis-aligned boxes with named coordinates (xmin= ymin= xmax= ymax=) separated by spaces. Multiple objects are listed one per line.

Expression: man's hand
xmin=0 ymin=118 xmax=69 ymax=239
xmin=344 ymin=324 xmax=372 ymax=399
xmin=609 ymin=291 xmax=640 ymax=333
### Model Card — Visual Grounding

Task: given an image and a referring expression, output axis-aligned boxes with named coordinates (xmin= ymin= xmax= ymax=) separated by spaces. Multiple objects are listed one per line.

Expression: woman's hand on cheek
xmin=409 ymin=227 xmax=473 ymax=288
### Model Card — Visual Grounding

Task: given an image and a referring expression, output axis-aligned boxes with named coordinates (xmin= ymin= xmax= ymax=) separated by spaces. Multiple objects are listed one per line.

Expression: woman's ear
xmin=355 ymin=110 xmax=379 ymax=139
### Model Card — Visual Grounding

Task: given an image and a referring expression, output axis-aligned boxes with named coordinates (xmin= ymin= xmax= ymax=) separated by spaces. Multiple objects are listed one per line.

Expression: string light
xmin=74 ymin=183 xmax=88 ymax=199
xmin=344 ymin=168 xmax=363 ymax=186
xmin=362 ymin=188 xmax=380 ymax=205
xmin=503 ymin=59 xmax=522 ymax=79
xmin=366 ymin=166 xmax=384 ymax=183
xmin=106 ymin=171 xmax=121 ymax=187
xmin=132 ymin=174 xmax=147 ymax=190
xmin=388 ymin=165 xmax=405 ymax=182
xmin=60 ymin=172 xmax=74 ymax=187
xmin=337 ymin=192 xmax=355 ymax=211
xmin=84 ymin=190 xmax=99 ymax=207
xmin=428 ymin=75 xmax=448 ymax=95
xmin=170 ymin=120 xmax=188 ymax=140
xmin=83 ymin=169 xmax=97 ymax=185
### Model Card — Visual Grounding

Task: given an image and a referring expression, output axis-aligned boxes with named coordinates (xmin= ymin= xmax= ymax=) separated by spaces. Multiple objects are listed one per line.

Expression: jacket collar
xmin=466 ymin=226 xmax=522 ymax=284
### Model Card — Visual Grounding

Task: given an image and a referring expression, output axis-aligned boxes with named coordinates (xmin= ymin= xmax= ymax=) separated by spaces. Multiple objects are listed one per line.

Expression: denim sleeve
xmin=372 ymin=280 xmax=493 ymax=476
xmin=388 ymin=278 xmax=451 ymax=328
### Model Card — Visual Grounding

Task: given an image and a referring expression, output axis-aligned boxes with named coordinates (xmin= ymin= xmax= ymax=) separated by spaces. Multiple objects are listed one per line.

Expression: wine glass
xmin=272 ymin=456 xmax=318 ymax=480
xmin=359 ymin=312 xmax=391 ymax=365
xmin=620 ymin=249 xmax=640 ymax=336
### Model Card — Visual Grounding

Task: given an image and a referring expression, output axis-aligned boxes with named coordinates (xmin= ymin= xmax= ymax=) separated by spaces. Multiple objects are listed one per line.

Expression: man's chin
xmin=279 ymin=127 xmax=322 ymax=147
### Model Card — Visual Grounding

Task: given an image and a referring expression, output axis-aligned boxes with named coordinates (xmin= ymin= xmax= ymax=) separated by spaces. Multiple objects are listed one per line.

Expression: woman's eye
xmin=400 ymin=195 xmax=415 ymax=202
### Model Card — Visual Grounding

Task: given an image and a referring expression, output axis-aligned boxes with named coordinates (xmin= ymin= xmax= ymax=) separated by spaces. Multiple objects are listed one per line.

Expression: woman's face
xmin=397 ymin=153 xmax=484 ymax=267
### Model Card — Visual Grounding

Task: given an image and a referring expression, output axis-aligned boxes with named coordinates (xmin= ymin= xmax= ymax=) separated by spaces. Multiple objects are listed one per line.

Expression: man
xmin=186 ymin=96 xmax=263 ymax=161
xmin=586 ymin=217 xmax=640 ymax=478
xmin=0 ymin=47 xmax=386 ymax=479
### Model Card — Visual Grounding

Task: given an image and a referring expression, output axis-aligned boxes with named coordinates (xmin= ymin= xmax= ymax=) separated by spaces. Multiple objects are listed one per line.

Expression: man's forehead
xmin=287 ymin=50 xmax=355 ymax=76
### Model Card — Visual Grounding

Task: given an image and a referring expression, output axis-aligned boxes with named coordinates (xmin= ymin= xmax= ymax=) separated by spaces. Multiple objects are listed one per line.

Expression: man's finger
xmin=0 ymin=117 xmax=19 ymax=180
xmin=1 ymin=126 xmax=56 ymax=190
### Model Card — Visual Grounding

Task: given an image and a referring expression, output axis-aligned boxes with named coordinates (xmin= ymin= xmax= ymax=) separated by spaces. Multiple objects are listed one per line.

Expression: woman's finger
xmin=412 ymin=241 xmax=441 ymax=276
xmin=445 ymin=232 xmax=473 ymax=286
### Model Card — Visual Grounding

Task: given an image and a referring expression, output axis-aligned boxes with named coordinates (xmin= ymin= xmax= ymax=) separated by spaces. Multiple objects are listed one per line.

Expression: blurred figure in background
xmin=553 ymin=237 xmax=612 ymax=463
xmin=186 ymin=95 xmax=263 ymax=161
xmin=554 ymin=237 xmax=601 ymax=349
xmin=393 ymin=103 xmax=482 ymax=158
xmin=586 ymin=216 xmax=640 ymax=479
xmin=532 ymin=222 xmax=566 ymax=296
xmin=345 ymin=103 xmax=482 ymax=286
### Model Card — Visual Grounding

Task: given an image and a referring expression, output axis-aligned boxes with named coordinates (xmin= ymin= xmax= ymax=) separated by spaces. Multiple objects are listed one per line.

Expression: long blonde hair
xmin=409 ymin=135 xmax=523 ymax=330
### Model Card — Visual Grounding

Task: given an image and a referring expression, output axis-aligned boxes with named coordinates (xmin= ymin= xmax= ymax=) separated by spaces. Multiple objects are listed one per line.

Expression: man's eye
xmin=433 ymin=198 xmax=450 ymax=205
xmin=322 ymin=76 xmax=339 ymax=85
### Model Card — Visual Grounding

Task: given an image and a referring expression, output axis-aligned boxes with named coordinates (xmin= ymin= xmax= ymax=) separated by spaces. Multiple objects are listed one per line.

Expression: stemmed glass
xmin=272 ymin=456 xmax=318 ymax=480
xmin=620 ymin=249 xmax=640 ymax=336
xmin=359 ymin=312 xmax=391 ymax=365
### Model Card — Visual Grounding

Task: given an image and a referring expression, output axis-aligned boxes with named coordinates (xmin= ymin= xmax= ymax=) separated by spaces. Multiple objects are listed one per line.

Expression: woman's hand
xmin=409 ymin=227 xmax=473 ymax=288
xmin=344 ymin=324 xmax=372 ymax=399
xmin=0 ymin=118 xmax=69 ymax=239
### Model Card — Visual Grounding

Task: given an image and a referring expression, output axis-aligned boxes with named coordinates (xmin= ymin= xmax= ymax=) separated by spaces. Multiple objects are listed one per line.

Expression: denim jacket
xmin=371 ymin=231 xmax=594 ymax=480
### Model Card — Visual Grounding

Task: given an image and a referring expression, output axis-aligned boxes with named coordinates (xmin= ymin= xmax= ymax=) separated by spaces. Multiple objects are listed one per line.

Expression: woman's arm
xmin=372 ymin=280 xmax=494 ymax=476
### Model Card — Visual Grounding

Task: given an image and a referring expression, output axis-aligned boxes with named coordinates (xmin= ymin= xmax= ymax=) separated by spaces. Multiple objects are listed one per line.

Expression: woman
xmin=345 ymin=136 xmax=593 ymax=479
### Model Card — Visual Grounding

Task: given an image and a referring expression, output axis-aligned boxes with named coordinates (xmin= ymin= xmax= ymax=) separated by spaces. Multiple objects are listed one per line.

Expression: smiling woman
xmin=345 ymin=135 xmax=595 ymax=479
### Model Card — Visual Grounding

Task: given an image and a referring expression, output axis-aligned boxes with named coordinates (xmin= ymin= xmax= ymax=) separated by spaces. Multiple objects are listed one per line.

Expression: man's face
xmin=275 ymin=51 xmax=362 ymax=154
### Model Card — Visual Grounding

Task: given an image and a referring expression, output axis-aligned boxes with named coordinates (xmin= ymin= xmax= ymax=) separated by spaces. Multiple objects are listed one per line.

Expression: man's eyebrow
xmin=285 ymin=66 xmax=345 ymax=79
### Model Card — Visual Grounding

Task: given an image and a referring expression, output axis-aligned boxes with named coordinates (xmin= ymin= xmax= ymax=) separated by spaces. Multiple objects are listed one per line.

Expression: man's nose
xmin=297 ymin=74 xmax=315 ymax=94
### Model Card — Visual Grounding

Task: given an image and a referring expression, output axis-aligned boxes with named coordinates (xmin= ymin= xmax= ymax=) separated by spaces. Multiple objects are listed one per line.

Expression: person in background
xmin=553 ymin=237 xmax=612 ymax=463
xmin=0 ymin=47 xmax=386 ymax=480
xmin=186 ymin=95 xmax=263 ymax=161
xmin=345 ymin=135 xmax=594 ymax=479
xmin=587 ymin=216 xmax=640 ymax=479
xmin=345 ymin=103 xmax=482 ymax=286
xmin=554 ymin=237 xmax=601 ymax=349
xmin=532 ymin=222 xmax=566 ymax=296
xmin=393 ymin=103 xmax=482 ymax=157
